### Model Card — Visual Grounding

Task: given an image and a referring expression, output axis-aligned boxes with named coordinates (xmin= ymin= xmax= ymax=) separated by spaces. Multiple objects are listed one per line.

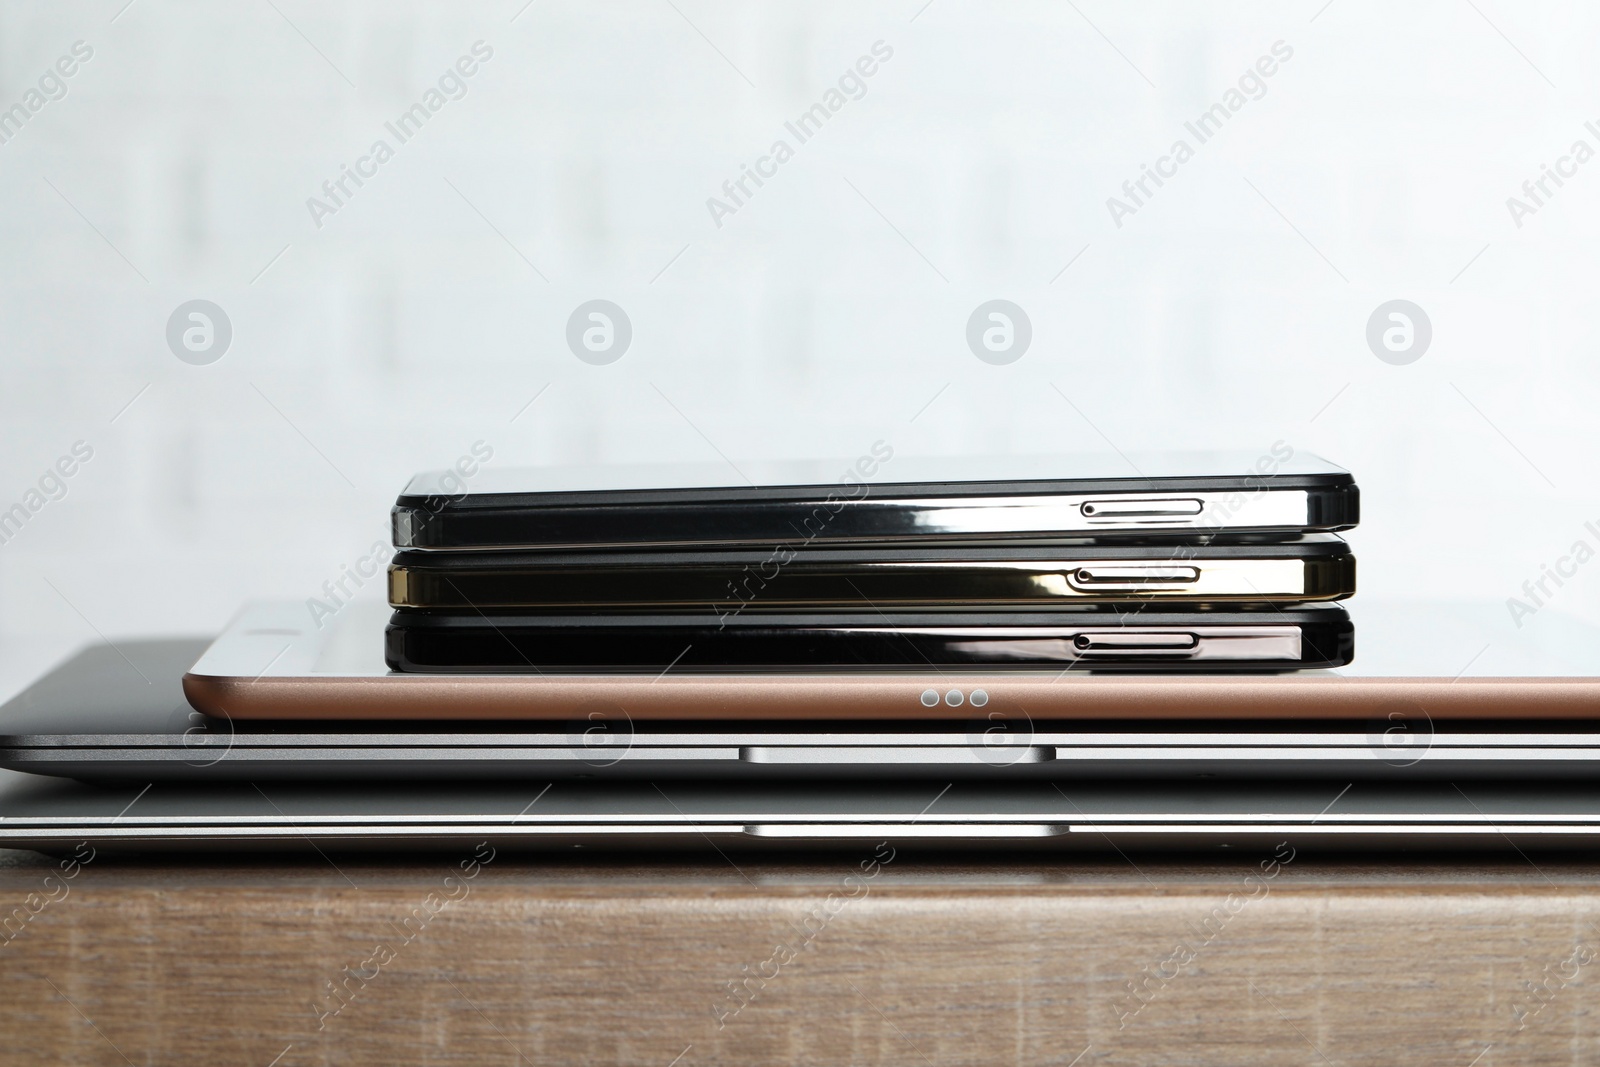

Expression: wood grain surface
xmin=0 ymin=846 xmax=1597 ymax=1065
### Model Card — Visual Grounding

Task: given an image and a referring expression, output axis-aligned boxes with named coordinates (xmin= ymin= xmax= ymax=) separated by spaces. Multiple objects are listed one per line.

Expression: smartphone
xmin=388 ymin=536 xmax=1353 ymax=610
xmin=393 ymin=452 xmax=1358 ymax=551
xmin=383 ymin=604 xmax=1353 ymax=672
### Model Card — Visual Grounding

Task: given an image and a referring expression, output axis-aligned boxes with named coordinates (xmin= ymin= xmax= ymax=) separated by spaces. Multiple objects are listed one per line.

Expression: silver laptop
xmin=4 ymin=600 xmax=1600 ymax=783
xmin=2 ymin=772 xmax=1599 ymax=853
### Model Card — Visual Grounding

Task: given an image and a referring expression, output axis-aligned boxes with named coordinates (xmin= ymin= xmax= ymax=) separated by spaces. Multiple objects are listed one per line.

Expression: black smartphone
xmin=393 ymin=451 xmax=1357 ymax=551
xmin=384 ymin=604 xmax=1354 ymax=673
xmin=388 ymin=536 xmax=1355 ymax=610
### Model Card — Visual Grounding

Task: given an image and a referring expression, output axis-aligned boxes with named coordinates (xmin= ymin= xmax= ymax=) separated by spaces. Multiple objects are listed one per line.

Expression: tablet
xmin=175 ymin=601 xmax=1600 ymax=723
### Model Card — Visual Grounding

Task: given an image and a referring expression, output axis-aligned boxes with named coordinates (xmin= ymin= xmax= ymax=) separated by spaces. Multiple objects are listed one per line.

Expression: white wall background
xmin=0 ymin=0 xmax=1597 ymax=667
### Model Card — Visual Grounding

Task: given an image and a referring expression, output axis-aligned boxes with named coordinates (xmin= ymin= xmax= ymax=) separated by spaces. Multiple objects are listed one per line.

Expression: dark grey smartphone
xmin=393 ymin=451 xmax=1358 ymax=550
xmin=388 ymin=536 xmax=1355 ymax=611
xmin=384 ymin=604 xmax=1354 ymax=673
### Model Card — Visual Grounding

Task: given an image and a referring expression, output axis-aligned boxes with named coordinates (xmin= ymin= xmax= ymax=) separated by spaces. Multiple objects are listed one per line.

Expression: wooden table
xmin=1 ymin=843 xmax=1596 ymax=1065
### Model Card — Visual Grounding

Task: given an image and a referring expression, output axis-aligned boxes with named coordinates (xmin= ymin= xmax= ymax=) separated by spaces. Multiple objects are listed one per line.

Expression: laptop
xmin=7 ymin=600 xmax=1600 ymax=783
xmin=1 ymin=771 xmax=1598 ymax=853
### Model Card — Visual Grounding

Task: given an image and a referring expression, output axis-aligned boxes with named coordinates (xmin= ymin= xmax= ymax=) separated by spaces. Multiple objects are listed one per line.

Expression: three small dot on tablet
xmin=920 ymin=688 xmax=988 ymax=708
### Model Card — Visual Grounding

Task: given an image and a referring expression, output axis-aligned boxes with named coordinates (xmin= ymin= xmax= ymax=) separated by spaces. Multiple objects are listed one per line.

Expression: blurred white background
xmin=0 ymin=0 xmax=1597 ymax=677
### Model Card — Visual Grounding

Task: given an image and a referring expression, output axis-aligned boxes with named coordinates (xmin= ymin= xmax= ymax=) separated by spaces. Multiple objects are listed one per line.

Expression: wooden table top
xmin=1 ymin=845 xmax=1597 ymax=1065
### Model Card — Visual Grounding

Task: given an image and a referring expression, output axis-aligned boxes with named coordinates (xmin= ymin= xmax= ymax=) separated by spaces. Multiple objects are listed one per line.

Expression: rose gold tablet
xmin=182 ymin=602 xmax=1600 ymax=722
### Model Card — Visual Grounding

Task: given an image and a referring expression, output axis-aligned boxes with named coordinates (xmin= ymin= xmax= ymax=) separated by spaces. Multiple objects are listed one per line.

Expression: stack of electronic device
xmin=382 ymin=454 xmax=1358 ymax=676
xmin=13 ymin=450 xmax=1600 ymax=853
